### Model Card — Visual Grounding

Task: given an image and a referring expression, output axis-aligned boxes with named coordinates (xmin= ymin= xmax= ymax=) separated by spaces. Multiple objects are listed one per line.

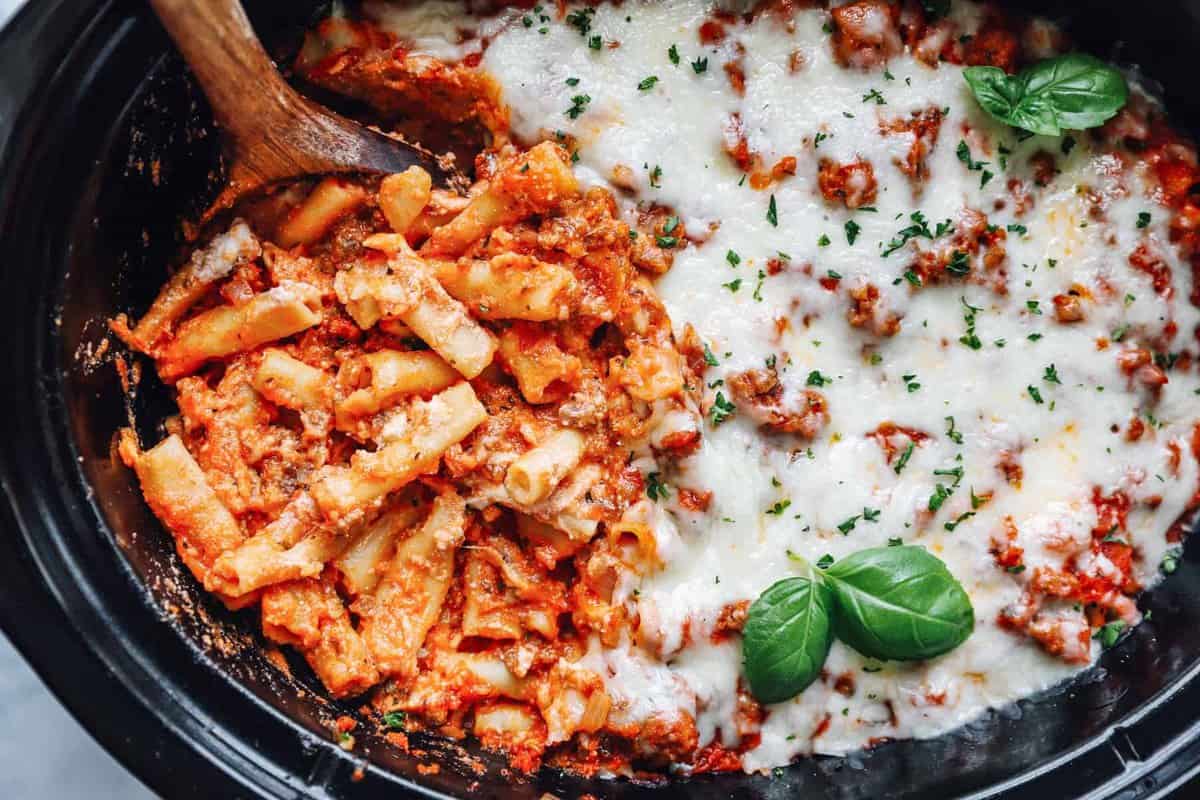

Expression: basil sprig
xmin=824 ymin=546 xmax=974 ymax=660
xmin=964 ymin=53 xmax=1128 ymax=136
xmin=742 ymin=574 xmax=835 ymax=704
xmin=743 ymin=546 xmax=974 ymax=703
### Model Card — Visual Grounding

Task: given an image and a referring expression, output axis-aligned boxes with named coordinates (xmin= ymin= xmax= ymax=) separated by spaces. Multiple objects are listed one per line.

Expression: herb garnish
xmin=766 ymin=499 xmax=792 ymax=516
xmin=963 ymin=53 xmax=1128 ymax=136
xmin=945 ymin=416 xmax=964 ymax=444
xmin=1097 ymin=620 xmax=1126 ymax=648
xmin=845 ymin=219 xmax=861 ymax=245
xmin=959 ymin=296 xmax=983 ymax=350
xmin=955 ymin=140 xmax=995 ymax=188
xmin=881 ymin=211 xmax=951 ymax=257
xmin=646 ymin=472 xmax=669 ymax=501
xmin=946 ymin=249 xmax=970 ymax=276
xmin=565 ymin=7 xmax=594 ymax=36
xmin=743 ymin=546 xmax=973 ymax=702
xmin=806 ymin=370 xmax=831 ymax=387
xmin=710 ymin=392 xmax=736 ymax=426
xmin=565 ymin=94 xmax=591 ymax=119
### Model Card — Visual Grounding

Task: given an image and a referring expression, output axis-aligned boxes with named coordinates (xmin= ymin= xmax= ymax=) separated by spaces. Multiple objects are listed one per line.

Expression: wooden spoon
xmin=149 ymin=0 xmax=449 ymax=216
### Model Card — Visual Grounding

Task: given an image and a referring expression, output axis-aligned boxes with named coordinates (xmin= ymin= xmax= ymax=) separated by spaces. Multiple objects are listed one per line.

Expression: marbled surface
xmin=0 ymin=635 xmax=155 ymax=799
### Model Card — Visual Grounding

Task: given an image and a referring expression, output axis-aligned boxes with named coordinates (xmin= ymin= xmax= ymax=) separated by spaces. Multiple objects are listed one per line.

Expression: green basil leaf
xmin=963 ymin=66 xmax=1025 ymax=122
xmin=823 ymin=545 xmax=974 ymax=661
xmin=743 ymin=576 xmax=835 ymax=703
xmin=964 ymin=54 xmax=1128 ymax=136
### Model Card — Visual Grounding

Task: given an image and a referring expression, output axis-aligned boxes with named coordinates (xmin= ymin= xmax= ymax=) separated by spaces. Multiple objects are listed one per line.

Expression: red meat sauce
xmin=996 ymin=485 xmax=1193 ymax=663
xmin=213 ymin=0 xmax=1200 ymax=778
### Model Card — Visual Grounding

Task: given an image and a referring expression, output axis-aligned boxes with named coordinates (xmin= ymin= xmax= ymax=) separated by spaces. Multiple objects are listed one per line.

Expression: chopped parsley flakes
xmin=945 ymin=415 xmax=964 ymax=444
xmin=765 ymin=499 xmax=792 ymax=515
xmin=946 ymin=250 xmax=970 ymax=276
xmin=959 ymin=296 xmax=983 ymax=350
xmin=648 ymin=163 xmax=662 ymax=188
xmin=1098 ymin=620 xmax=1125 ymax=648
xmin=881 ymin=211 xmax=950 ymax=257
xmin=646 ymin=472 xmax=669 ymax=501
xmin=564 ymin=94 xmax=591 ymax=119
xmin=565 ymin=7 xmax=594 ymax=36
xmin=956 ymin=140 xmax=994 ymax=187
xmin=944 ymin=510 xmax=975 ymax=532
xmin=845 ymin=219 xmax=861 ymax=245
xmin=710 ymin=392 xmax=736 ymax=426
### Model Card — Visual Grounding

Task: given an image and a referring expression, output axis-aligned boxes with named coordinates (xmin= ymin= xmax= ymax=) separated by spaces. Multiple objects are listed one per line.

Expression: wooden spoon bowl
xmin=149 ymin=0 xmax=451 ymax=217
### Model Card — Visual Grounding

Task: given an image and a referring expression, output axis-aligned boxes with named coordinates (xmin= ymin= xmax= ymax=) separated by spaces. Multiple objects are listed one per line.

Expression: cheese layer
xmin=371 ymin=0 xmax=1200 ymax=771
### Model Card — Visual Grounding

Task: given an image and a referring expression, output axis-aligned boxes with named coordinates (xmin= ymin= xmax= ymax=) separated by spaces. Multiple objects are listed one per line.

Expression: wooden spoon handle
xmin=148 ymin=0 xmax=294 ymax=148
xmin=150 ymin=0 xmax=443 ymax=217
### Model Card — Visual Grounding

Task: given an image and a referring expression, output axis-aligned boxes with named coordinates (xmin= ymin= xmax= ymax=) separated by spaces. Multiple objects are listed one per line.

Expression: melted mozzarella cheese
xmin=376 ymin=0 xmax=1200 ymax=772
